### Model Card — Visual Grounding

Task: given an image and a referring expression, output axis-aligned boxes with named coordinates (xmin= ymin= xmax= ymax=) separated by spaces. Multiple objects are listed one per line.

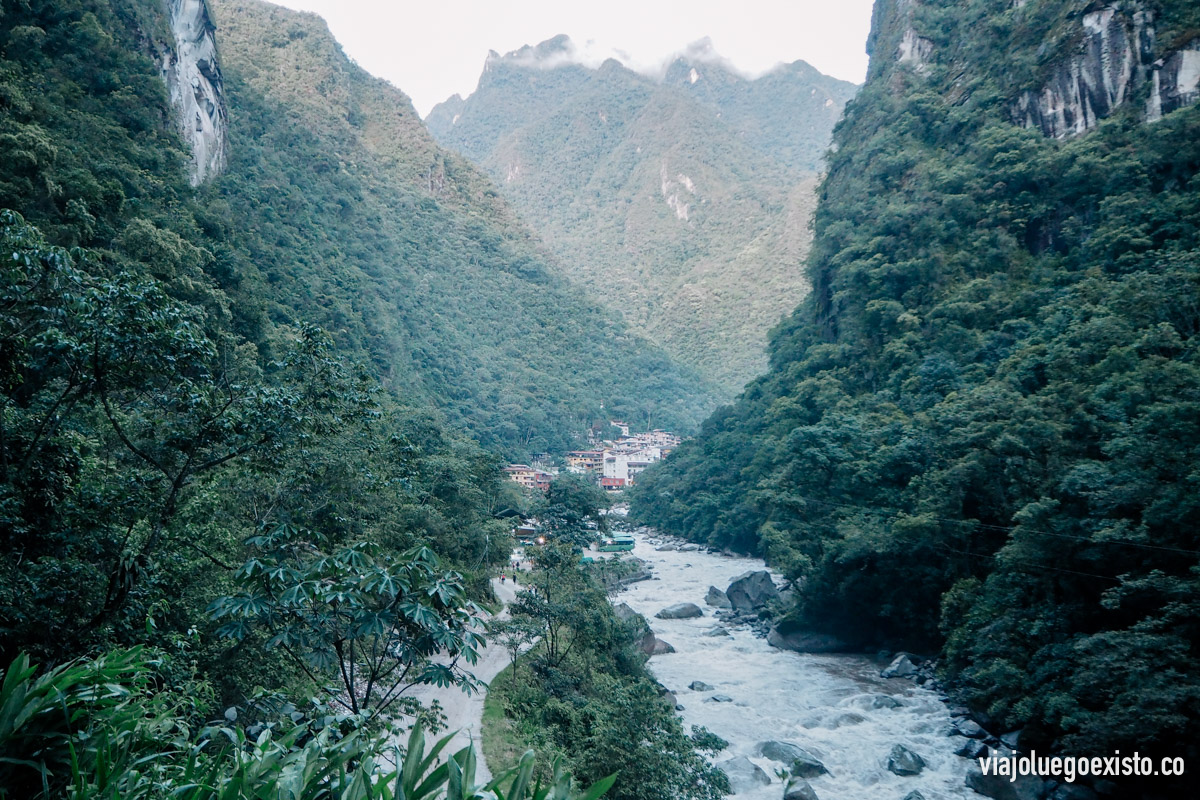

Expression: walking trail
xmin=399 ymin=576 xmax=519 ymax=783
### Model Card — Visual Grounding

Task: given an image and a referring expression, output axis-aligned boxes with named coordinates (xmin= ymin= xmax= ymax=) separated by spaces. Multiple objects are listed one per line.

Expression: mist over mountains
xmin=427 ymin=35 xmax=857 ymax=394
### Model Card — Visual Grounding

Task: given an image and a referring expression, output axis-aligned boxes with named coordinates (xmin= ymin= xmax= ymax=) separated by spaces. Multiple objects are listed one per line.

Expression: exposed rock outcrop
xmin=1014 ymin=4 xmax=1200 ymax=138
xmin=161 ymin=0 xmax=227 ymax=184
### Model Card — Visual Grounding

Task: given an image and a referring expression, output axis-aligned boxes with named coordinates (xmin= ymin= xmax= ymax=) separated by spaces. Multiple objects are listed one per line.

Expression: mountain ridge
xmin=427 ymin=36 xmax=857 ymax=394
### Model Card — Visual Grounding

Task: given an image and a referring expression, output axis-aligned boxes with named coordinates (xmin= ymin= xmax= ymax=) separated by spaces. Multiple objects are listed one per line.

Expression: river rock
xmin=870 ymin=694 xmax=902 ymax=709
xmin=902 ymin=792 xmax=927 ymax=800
xmin=881 ymin=654 xmax=920 ymax=678
xmin=726 ymin=570 xmax=779 ymax=612
xmin=767 ymin=625 xmax=852 ymax=653
xmin=965 ymin=766 xmax=1045 ymax=800
xmin=707 ymin=694 xmax=734 ymax=703
xmin=954 ymin=718 xmax=987 ymax=738
xmin=656 ymin=543 xmax=678 ymax=551
xmin=717 ymin=756 xmax=771 ymax=793
xmin=887 ymin=744 xmax=926 ymax=776
xmin=689 ymin=681 xmax=713 ymax=691
xmin=649 ymin=637 xmax=675 ymax=655
xmin=783 ymin=779 xmax=820 ymax=800
xmin=955 ymin=738 xmax=988 ymax=759
xmin=1048 ymin=785 xmax=1099 ymax=800
xmin=656 ymin=602 xmax=704 ymax=619
xmin=1000 ymin=729 xmax=1022 ymax=749
xmin=758 ymin=741 xmax=828 ymax=778
xmin=705 ymin=586 xmax=731 ymax=608
xmin=613 ymin=602 xmax=643 ymax=626
xmin=678 ymin=543 xmax=701 ymax=551
xmin=703 ymin=625 xmax=731 ymax=637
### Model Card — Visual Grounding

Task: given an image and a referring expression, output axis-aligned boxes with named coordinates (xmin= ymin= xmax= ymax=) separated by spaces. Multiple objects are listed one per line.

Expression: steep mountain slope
xmin=427 ymin=39 xmax=857 ymax=394
xmin=0 ymin=0 xmax=715 ymax=458
xmin=632 ymin=0 xmax=1200 ymax=790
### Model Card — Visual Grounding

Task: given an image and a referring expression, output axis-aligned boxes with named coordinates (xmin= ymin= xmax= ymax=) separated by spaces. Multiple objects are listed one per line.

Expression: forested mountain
xmin=427 ymin=38 xmax=857 ymax=394
xmin=633 ymin=0 xmax=1200 ymax=792
xmin=0 ymin=0 xmax=717 ymax=795
xmin=1 ymin=0 xmax=715 ymax=462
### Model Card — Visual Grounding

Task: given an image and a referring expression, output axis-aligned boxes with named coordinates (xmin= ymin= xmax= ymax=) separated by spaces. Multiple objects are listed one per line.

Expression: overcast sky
xmin=271 ymin=0 xmax=877 ymax=118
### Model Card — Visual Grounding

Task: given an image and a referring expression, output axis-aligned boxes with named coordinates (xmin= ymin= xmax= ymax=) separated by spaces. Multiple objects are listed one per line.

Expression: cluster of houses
xmin=504 ymin=423 xmax=682 ymax=494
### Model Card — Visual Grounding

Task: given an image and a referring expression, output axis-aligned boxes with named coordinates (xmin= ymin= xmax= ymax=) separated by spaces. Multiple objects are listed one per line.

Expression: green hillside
xmin=428 ymin=40 xmax=857 ymax=394
xmin=632 ymin=0 xmax=1200 ymax=786
xmin=0 ymin=1 xmax=717 ymax=795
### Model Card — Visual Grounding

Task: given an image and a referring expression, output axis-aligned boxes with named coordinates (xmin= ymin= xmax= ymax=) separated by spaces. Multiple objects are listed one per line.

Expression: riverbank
xmin=617 ymin=531 xmax=980 ymax=799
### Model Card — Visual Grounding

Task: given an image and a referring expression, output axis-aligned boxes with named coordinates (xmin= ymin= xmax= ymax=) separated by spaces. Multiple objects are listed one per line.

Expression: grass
xmin=480 ymin=660 xmax=530 ymax=779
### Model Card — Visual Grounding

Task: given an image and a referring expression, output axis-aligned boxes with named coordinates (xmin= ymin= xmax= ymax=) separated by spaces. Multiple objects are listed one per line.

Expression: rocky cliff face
xmin=1013 ymin=3 xmax=1200 ymax=138
xmin=161 ymin=0 xmax=227 ymax=184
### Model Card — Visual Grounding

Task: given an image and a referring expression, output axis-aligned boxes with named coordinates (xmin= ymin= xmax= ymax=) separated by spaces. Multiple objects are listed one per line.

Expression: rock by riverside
xmin=783 ymin=779 xmax=820 ymax=800
xmin=965 ymin=766 xmax=1046 ymax=800
xmin=902 ymin=792 xmax=927 ymax=800
xmin=955 ymin=738 xmax=988 ymax=759
xmin=656 ymin=602 xmax=704 ymax=619
xmin=717 ymin=756 xmax=771 ymax=793
xmin=689 ymin=680 xmax=713 ymax=691
xmin=758 ymin=741 xmax=828 ymax=778
xmin=881 ymin=653 xmax=920 ymax=678
xmin=887 ymin=744 xmax=926 ymax=776
xmin=726 ymin=570 xmax=779 ymax=612
xmin=705 ymin=585 xmax=731 ymax=608
xmin=954 ymin=718 xmax=987 ymax=738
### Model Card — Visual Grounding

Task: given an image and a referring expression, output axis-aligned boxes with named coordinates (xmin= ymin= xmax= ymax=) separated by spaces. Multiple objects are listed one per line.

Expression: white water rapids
xmin=614 ymin=532 xmax=981 ymax=800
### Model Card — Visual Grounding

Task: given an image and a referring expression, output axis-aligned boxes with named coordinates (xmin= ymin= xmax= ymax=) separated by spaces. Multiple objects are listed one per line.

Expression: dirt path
xmin=398 ymin=576 xmax=520 ymax=783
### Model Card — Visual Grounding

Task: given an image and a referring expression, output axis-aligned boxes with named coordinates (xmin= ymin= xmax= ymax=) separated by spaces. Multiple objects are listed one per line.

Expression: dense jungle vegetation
xmin=0 ymin=0 xmax=708 ymax=794
xmin=632 ymin=0 xmax=1200 ymax=788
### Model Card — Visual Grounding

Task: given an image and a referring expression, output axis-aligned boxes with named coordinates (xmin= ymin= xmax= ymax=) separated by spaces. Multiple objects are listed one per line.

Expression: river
xmin=614 ymin=531 xmax=980 ymax=800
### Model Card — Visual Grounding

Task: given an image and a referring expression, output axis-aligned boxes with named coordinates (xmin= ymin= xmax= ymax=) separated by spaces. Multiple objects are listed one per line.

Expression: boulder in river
xmin=955 ymin=738 xmax=988 ymax=759
xmin=703 ymin=625 xmax=731 ymax=637
xmin=649 ymin=637 xmax=675 ymax=655
xmin=767 ymin=625 xmax=852 ymax=653
xmin=758 ymin=741 xmax=828 ymax=778
xmin=678 ymin=543 xmax=701 ymax=552
xmin=726 ymin=570 xmax=779 ymax=612
xmin=705 ymin=586 xmax=731 ymax=608
xmin=640 ymin=630 xmax=673 ymax=655
xmin=689 ymin=680 xmax=713 ymax=691
xmin=902 ymin=792 xmax=927 ymax=800
xmin=965 ymin=765 xmax=1046 ymax=800
xmin=655 ymin=543 xmax=678 ymax=551
xmin=783 ymin=779 xmax=820 ymax=800
xmin=656 ymin=602 xmax=704 ymax=619
xmin=717 ymin=756 xmax=771 ymax=793
xmin=954 ymin=718 xmax=987 ymax=738
xmin=881 ymin=653 xmax=920 ymax=678
xmin=887 ymin=744 xmax=926 ymax=776
xmin=707 ymin=694 xmax=734 ymax=703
